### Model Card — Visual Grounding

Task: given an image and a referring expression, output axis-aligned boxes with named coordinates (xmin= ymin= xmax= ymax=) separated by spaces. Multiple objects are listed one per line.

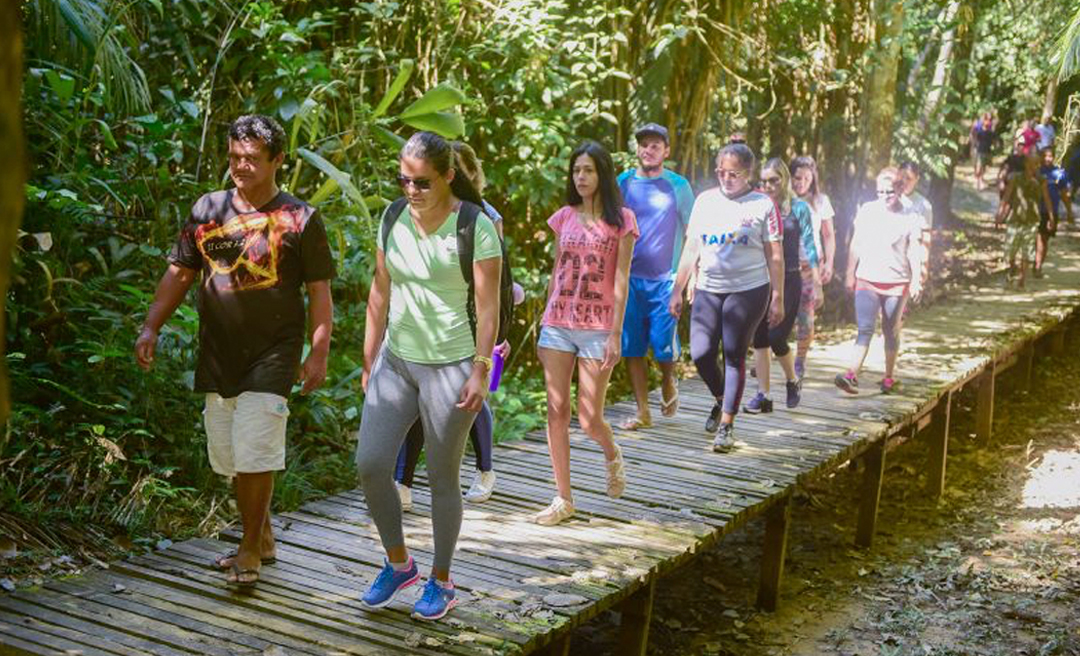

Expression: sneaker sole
xmin=360 ymin=571 xmax=421 ymax=609
xmin=712 ymin=442 xmax=735 ymax=453
xmin=412 ymin=597 xmax=459 ymax=621
xmin=464 ymin=491 xmax=493 ymax=503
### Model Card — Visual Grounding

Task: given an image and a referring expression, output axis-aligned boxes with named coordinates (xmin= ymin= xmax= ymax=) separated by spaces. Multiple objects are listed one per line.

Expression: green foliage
xmin=11 ymin=0 xmax=1073 ymax=546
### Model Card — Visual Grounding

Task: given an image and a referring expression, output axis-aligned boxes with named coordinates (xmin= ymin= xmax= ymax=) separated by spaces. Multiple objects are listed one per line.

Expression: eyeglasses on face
xmin=760 ymin=176 xmax=782 ymax=186
xmin=876 ymin=188 xmax=898 ymax=195
xmin=397 ymin=174 xmax=433 ymax=191
xmin=716 ymin=168 xmax=747 ymax=181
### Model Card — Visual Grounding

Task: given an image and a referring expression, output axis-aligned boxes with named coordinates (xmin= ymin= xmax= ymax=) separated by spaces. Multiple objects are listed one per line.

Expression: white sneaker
xmin=606 ymin=443 xmax=626 ymax=499
xmin=533 ymin=496 xmax=575 ymax=526
xmin=396 ymin=482 xmax=413 ymax=512
xmin=464 ymin=470 xmax=497 ymax=503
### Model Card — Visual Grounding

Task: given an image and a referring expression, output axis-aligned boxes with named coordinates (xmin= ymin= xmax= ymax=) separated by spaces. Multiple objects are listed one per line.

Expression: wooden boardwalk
xmin=5 ymin=237 xmax=1080 ymax=655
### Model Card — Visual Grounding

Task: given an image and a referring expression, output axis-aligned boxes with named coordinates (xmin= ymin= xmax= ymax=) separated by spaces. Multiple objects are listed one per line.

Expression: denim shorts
xmin=538 ymin=325 xmax=610 ymax=360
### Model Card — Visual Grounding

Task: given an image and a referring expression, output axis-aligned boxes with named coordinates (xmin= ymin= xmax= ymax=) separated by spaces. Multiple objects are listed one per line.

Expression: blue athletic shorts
xmin=538 ymin=325 xmax=610 ymax=360
xmin=621 ymin=276 xmax=680 ymax=361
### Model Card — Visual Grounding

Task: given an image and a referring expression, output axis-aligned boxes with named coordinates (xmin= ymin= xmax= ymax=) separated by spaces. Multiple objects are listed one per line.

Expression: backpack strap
xmin=456 ymin=201 xmax=481 ymax=285
xmin=380 ymin=197 xmax=409 ymax=251
xmin=456 ymin=201 xmax=482 ymax=341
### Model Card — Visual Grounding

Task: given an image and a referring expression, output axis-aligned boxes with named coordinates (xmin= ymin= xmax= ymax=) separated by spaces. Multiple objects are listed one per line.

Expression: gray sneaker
xmin=712 ymin=423 xmax=736 ymax=453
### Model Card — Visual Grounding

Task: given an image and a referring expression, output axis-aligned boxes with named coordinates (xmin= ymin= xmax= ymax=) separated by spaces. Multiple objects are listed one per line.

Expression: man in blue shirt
xmin=1037 ymin=147 xmax=1073 ymax=276
xmin=618 ymin=123 xmax=695 ymax=429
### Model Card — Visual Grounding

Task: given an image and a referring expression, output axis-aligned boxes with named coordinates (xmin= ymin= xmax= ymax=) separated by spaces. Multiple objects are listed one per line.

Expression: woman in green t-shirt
xmin=356 ymin=132 xmax=502 ymax=621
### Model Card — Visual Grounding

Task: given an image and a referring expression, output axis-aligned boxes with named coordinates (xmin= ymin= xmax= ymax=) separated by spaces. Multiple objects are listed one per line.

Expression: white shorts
xmin=203 ymin=391 xmax=289 ymax=477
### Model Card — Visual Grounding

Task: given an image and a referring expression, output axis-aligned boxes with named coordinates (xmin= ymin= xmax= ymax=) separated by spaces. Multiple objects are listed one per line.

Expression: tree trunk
xmin=928 ymin=0 xmax=978 ymax=229
xmin=821 ymin=0 xmax=855 ymax=207
xmin=0 ymin=1 xmax=25 ymax=428
xmin=1043 ymin=76 xmax=1060 ymax=121
xmin=858 ymin=0 xmax=905 ymax=189
xmin=919 ymin=0 xmax=962 ymax=131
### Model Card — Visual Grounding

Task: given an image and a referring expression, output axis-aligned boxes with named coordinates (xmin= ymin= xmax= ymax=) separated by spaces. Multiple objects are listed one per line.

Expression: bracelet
xmin=473 ymin=354 xmax=493 ymax=371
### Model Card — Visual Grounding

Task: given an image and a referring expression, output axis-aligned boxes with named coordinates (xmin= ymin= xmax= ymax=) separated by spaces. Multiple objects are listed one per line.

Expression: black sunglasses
xmin=397 ymin=174 xmax=433 ymax=191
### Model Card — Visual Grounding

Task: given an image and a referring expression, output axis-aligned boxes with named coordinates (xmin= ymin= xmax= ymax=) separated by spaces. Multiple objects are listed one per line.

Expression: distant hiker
xmin=899 ymin=161 xmax=933 ymax=291
xmin=355 ymin=131 xmax=502 ymax=620
xmin=616 ymin=123 xmax=694 ymax=431
xmin=1036 ymin=116 xmax=1056 ymax=152
xmin=670 ymin=142 xmax=784 ymax=452
xmin=971 ymin=112 xmax=998 ymax=190
xmin=996 ymin=152 xmax=1052 ymax=288
xmin=134 ymin=114 xmax=336 ymax=589
xmin=789 ymin=155 xmax=836 ymax=379
xmin=1036 ymin=147 xmax=1073 ymax=276
xmin=835 ymin=167 xmax=926 ymax=395
xmin=535 ymin=140 xmax=636 ymax=526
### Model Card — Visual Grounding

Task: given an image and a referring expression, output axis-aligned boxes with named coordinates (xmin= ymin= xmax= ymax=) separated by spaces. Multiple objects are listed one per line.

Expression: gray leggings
xmin=855 ymin=288 xmax=908 ymax=352
xmin=355 ymin=347 xmax=477 ymax=572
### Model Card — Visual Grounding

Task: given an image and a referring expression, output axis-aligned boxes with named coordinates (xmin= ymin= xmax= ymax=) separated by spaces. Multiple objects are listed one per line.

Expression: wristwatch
xmin=473 ymin=354 xmax=493 ymax=371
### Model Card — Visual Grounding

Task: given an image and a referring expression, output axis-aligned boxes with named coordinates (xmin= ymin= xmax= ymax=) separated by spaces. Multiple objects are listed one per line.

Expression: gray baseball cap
xmin=635 ymin=123 xmax=669 ymax=144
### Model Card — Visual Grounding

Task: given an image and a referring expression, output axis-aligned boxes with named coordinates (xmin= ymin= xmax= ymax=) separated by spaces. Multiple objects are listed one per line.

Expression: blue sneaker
xmin=743 ymin=392 xmax=773 ymax=414
xmin=361 ymin=558 xmax=420 ymax=608
xmin=413 ymin=578 xmax=458 ymax=621
xmin=785 ymin=379 xmax=802 ymax=408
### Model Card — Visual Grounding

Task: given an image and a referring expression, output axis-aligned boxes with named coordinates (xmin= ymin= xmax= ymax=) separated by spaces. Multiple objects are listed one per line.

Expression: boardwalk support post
xmin=975 ymin=363 xmax=995 ymax=445
xmin=926 ymin=391 xmax=952 ymax=498
xmin=535 ymin=634 xmax=571 ymax=656
xmin=616 ymin=577 xmax=656 ymax=656
xmin=855 ymin=440 xmax=886 ymax=549
xmin=1049 ymin=327 xmax=1066 ymax=356
xmin=1019 ymin=341 xmax=1035 ymax=391
xmin=756 ymin=493 xmax=791 ymax=612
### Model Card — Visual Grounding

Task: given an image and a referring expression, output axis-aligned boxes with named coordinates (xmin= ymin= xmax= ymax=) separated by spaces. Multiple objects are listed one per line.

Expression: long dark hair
xmin=400 ymin=131 xmax=483 ymax=206
xmin=565 ymin=140 xmax=624 ymax=229
xmin=788 ymin=155 xmax=822 ymax=208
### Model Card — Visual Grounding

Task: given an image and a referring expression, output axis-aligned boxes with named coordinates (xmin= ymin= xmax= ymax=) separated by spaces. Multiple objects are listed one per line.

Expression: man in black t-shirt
xmin=135 ymin=115 xmax=335 ymax=588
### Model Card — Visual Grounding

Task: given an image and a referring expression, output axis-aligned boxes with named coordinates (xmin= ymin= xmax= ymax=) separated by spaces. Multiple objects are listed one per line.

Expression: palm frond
xmin=25 ymin=0 xmax=151 ymax=113
xmin=1053 ymin=5 xmax=1080 ymax=81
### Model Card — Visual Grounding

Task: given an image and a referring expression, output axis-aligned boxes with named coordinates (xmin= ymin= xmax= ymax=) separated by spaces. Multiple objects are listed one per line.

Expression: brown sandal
xmin=213 ymin=550 xmax=276 ymax=570
xmin=226 ymin=562 xmax=260 ymax=588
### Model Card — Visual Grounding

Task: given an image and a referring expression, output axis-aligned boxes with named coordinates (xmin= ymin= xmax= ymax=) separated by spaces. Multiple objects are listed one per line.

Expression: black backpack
xmin=381 ymin=197 xmax=516 ymax=345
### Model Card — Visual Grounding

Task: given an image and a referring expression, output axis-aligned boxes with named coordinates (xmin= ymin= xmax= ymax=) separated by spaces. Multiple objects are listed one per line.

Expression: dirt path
xmin=573 ymin=170 xmax=1080 ymax=656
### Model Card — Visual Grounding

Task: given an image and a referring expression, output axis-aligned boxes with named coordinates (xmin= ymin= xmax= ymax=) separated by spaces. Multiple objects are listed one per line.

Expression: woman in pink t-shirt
xmin=535 ymin=141 xmax=639 ymax=526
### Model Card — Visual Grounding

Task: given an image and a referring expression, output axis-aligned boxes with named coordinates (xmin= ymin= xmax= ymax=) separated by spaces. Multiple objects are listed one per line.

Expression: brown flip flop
xmin=226 ymin=562 xmax=259 ymax=588
xmin=213 ymin=550 xmax=276 ymax=570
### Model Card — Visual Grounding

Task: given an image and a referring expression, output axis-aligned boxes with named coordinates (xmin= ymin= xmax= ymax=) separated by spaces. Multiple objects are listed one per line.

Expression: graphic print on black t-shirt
xmin=195 ymin=209 xmax=303 ymax=291
xmin=169 ymin=190 xmax=336 ymax=398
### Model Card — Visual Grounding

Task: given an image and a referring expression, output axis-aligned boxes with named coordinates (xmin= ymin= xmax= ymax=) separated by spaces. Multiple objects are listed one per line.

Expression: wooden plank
xmin=855 ymin=440 xmax=886 ymax=549
xmin=926 ymin=390 xmax=952 ymax=499
xmin=0 ymin=618 xmax=112 ymax=656
xmin=105 ymin=559 xmax=477 ymax=656
xmin=976 ymin=364 xmax=995 ymax=445
xmin=755 ymin=493 xmax=792 ymax=612
xmin=0 ymin=603 xmax=181 ymax=656
xmin=0 ymin=590 xmax=243 ymax=656
xmin=615 ymin=577 xmax=656 ymax=656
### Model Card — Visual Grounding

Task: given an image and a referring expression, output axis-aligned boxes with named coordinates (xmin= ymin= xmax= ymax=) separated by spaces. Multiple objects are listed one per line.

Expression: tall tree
xmin=0 ymin=0 xmax=25 ymax=427
xmin=927 ymin=0 xmax=978 ymax=228
xmin=858 ymin=0 xmax=905 ymax=184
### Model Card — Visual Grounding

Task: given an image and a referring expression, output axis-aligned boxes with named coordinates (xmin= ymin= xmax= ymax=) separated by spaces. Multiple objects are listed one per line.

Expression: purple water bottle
xmin=489 ymin=350 xmax=505 ymax=392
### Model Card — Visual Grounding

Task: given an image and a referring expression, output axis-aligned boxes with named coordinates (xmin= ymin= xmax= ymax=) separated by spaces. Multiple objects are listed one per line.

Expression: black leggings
xmin=752 ymin=271 xmax=801 ymax=357
xmin=690 ymin=283 xmax=771 ymax=416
